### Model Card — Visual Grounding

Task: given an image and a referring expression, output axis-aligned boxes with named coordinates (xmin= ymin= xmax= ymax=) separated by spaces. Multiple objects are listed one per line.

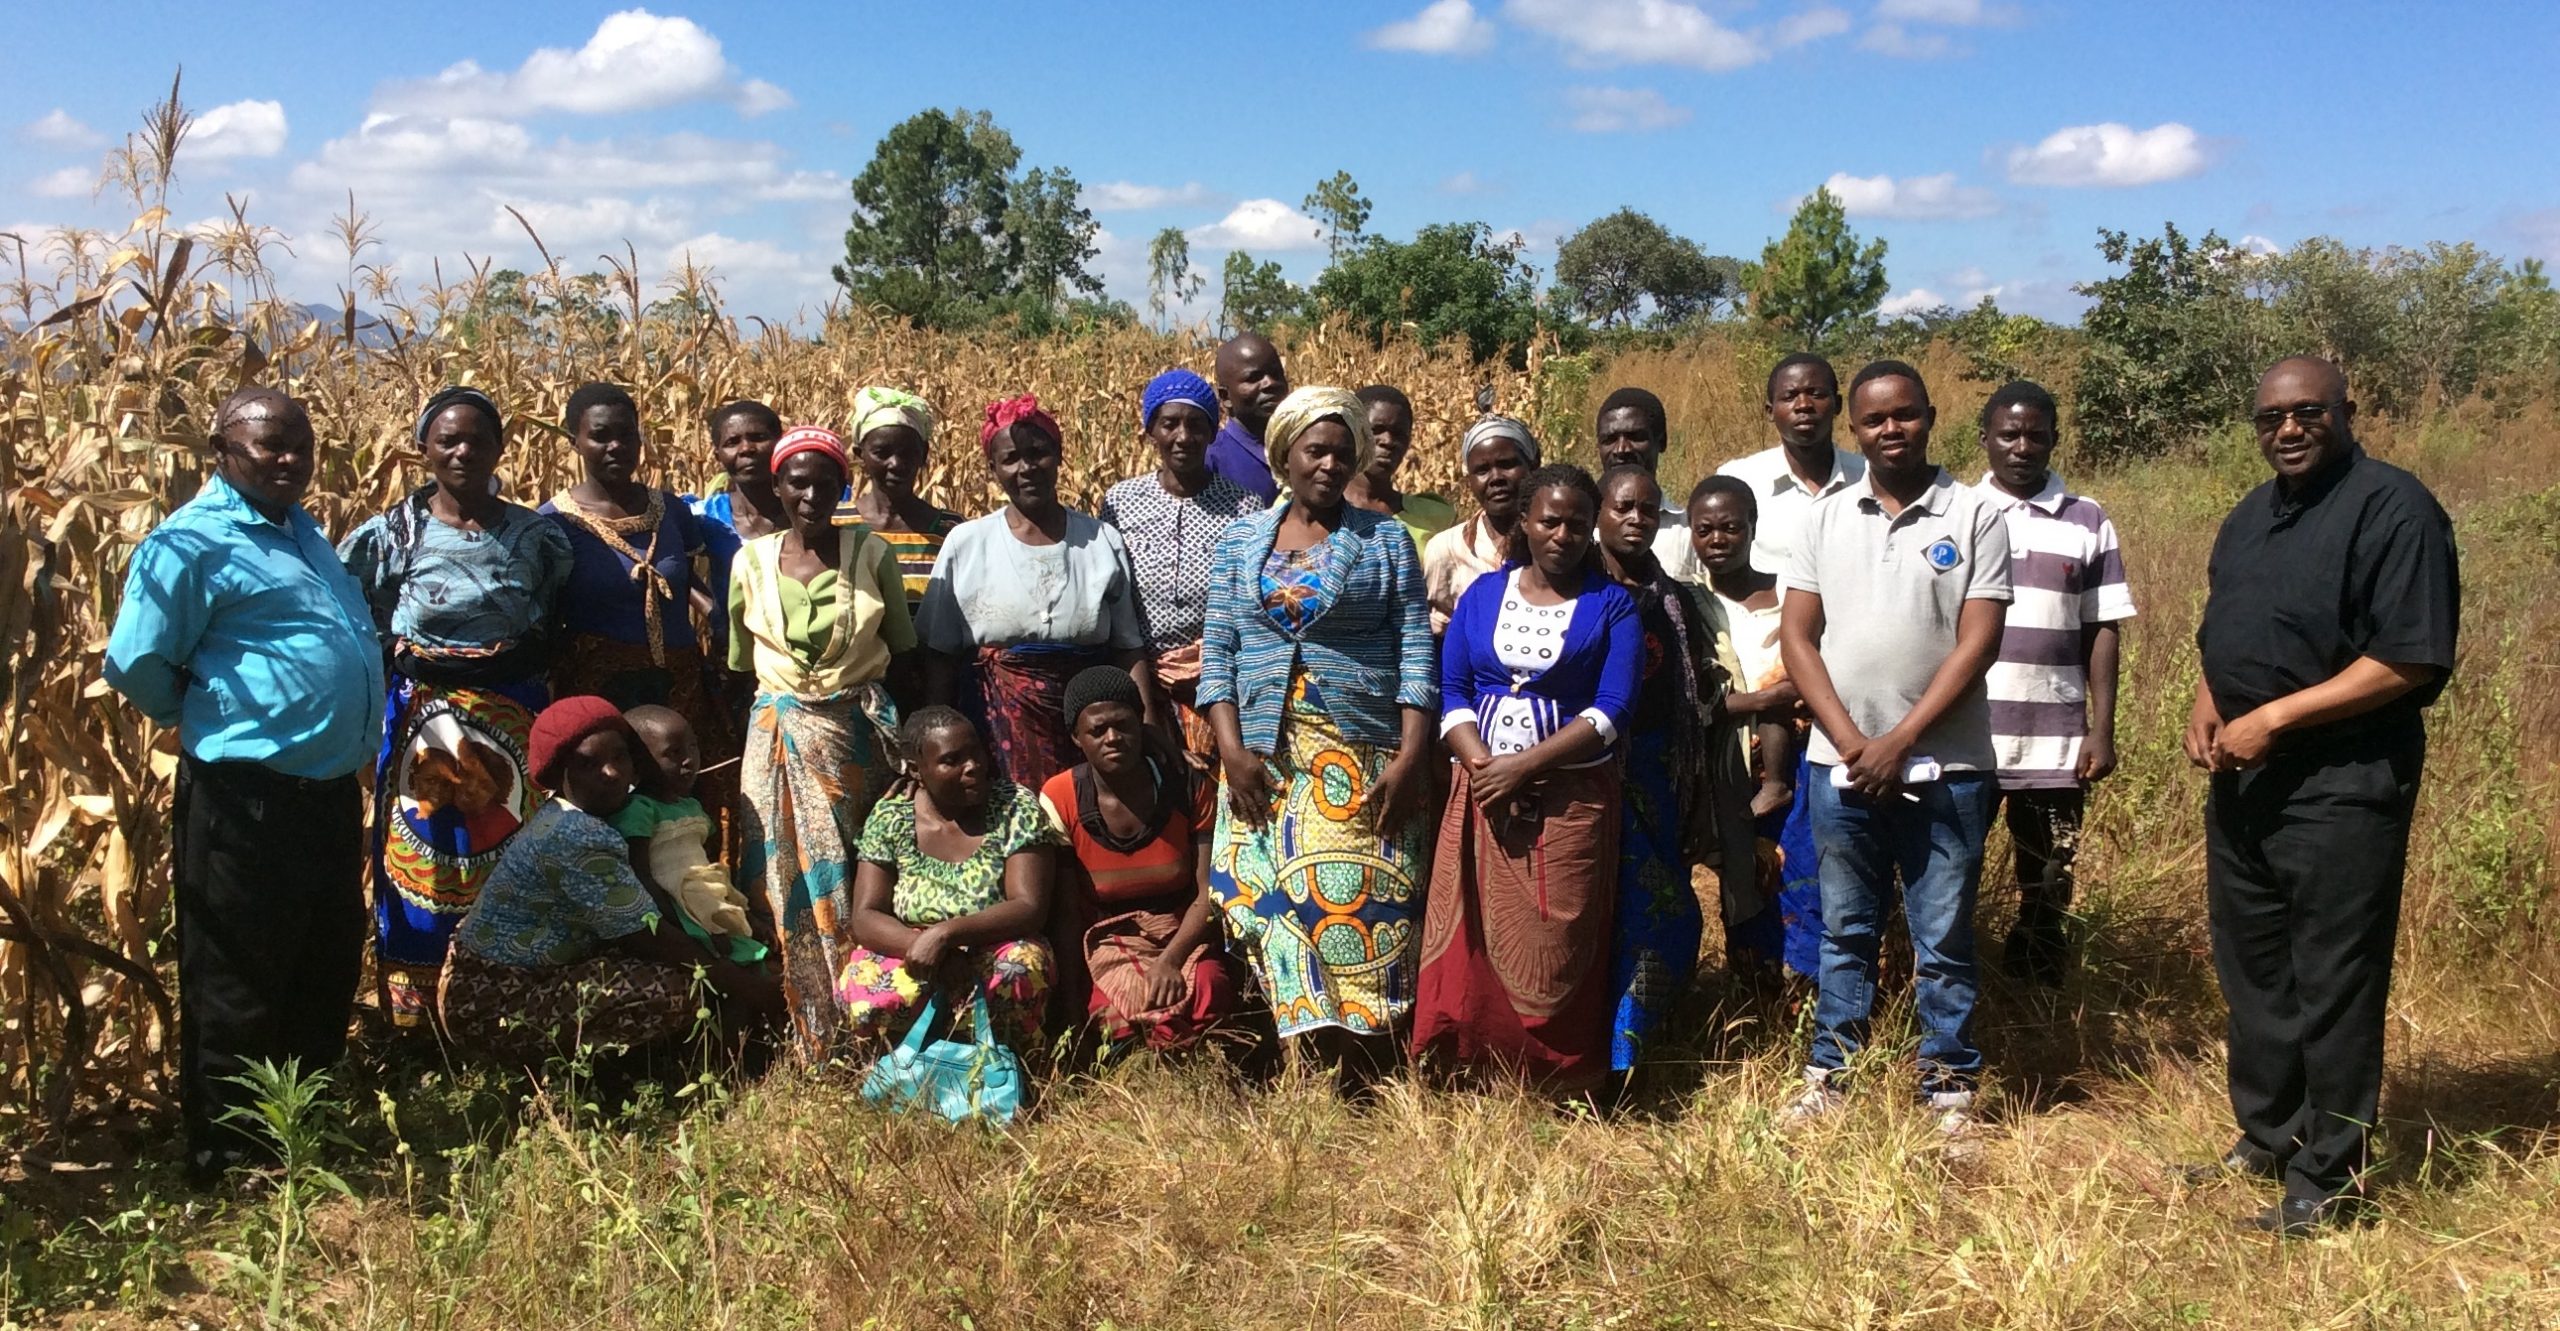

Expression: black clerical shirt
xmin=2196 ymin=442 xmax=2460 ymax=754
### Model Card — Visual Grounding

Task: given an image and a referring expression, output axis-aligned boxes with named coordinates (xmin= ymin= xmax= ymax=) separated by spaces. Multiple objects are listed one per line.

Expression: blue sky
xmin=5 ymin=1 xmax=2555 ymax=327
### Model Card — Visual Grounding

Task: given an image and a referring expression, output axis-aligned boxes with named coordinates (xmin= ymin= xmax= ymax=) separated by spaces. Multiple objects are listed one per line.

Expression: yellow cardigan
xmin=727 ymin=525 xmax=917 ymax=697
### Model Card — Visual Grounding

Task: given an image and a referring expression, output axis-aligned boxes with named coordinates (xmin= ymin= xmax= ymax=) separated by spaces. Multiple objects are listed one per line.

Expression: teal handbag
xmin=860 ymin=988 xmax=1025 ymax=1127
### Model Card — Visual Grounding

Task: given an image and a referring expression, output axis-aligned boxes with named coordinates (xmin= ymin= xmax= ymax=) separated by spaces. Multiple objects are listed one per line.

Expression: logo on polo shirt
xmin=1923 ymin=537 xmax=1962 ymax=571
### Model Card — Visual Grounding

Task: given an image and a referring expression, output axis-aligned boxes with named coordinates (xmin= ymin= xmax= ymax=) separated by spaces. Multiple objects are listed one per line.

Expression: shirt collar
xmin=200 ymin=471 xmax=307 ymax=533
xmin=1977 ymin=470 xmax=2068 ymax=514
xmin=1858 ymin=466 xmax=1955 ymax=516
xmin=2268 ymin=441 xmax=2362 ymax=516
xmin=1762 ymin=444 xmax=1861 ymax=498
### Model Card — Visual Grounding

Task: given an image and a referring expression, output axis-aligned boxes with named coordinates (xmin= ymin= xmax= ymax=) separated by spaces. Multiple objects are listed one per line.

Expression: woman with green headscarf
xmin=834 ymin=386 xmax=963 ymax=610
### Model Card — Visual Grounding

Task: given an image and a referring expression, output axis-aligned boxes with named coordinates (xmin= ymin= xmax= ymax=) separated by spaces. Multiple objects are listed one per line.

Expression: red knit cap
xmin=527 ymin=695 xmax=632 ymax=791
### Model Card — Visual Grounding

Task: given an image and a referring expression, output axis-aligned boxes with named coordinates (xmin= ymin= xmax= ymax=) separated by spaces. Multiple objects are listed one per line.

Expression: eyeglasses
xmin=2251 ymin=403 xmax=2334 ymax=433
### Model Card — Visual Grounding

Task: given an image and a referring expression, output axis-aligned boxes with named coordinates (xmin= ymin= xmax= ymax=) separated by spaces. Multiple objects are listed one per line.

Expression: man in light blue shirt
xmin=105 ymin=386 xmax=384 ymax=1182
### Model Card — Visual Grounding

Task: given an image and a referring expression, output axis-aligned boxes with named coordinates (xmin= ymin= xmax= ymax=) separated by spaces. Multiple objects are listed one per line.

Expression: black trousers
xmin=2204 ymin=737 xmax=2422 ymax=1203
xmin=174 ymin=755 xmax=367 ymax=1164
xmin=2000 ymin=785 xmax=2086 ymax=917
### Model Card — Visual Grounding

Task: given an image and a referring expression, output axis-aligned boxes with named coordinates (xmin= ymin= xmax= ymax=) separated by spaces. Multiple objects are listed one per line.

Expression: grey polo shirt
xmin=1784 ymin=467 xmax=2012 ymax=771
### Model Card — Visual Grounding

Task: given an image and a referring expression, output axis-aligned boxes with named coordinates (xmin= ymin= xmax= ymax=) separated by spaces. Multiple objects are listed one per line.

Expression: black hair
xmin=1687 ymin=473 xmax=1758 ymax=525
xmin=563 ymin=381 xmax=639 ymax=434
xmin=1978 ymin=380 xmax=2059 ymax=431
xmin=1848 ymin=359 xmax=1929 ymax=406
xmin=897 ymin=704 xmax=977 ymax=758
xmin=707 ymin=398 xmax=782 ymax=439
xmin=1505 ymin=463 xmax=1604 ymax=568
xmin=1354 ymin=384 xmax=1413 ymax=418
xmin=1595 ymin=386 xmax=1668 ymax=443
xmin=1764 ymin=352 xmax=1839 ymax=401
xmin=1596 ymin=461 xmax=1661 ymax=504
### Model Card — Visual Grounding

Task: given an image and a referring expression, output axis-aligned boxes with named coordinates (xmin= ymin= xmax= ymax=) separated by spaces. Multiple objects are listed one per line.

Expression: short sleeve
xmin=2350 ymin=492 xmax=2459 ymax=674
xmin=336 ymin=514 xmax=389 ymax=599
xmin=607 ymin=794 xmax=661 ymax=840
xmin=1098 ymin=524 xmax=1148 ymax=652
xmin=1963 ymin=503 xmax=2012 ymax=602
xmin=1781 ymin=508 xmax=1822 ymax=596
xmin=857 ymin=794 xmax=913 ymax=868
xmin=995 ymin=782 xmax=1067 ymax=855
xmin=556 ymin=817 xmax=658 ymax=941
xmin=915 ymin=528 xmax=975 ymax=655
xmin=2084 ymin=511 xmax=2137 ymax=623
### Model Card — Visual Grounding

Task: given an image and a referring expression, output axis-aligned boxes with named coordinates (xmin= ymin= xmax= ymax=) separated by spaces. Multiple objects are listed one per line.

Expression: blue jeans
xmin=1806 ymin=767 xmax=1997 ymax=1092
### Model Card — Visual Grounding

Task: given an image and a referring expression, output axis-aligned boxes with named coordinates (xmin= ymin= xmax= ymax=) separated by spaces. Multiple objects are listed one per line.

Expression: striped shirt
xmin=1977 ymin=473 xmax=2137 ymax=789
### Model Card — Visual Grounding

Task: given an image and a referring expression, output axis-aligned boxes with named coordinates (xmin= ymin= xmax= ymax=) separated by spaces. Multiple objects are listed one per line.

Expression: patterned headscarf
xmin=980 ymin=394 xmax=1062 ymax=458
xmin=1262 ymin=386 xmax=1375 ymax=478
xmin=1140 ymin=368 xmax=1220 ymax=432
xmin=414 ymin=385 xmax=503 ymax=443
xmin=771 ymin=425 xmax=849 ymax=477
xmin=1460 ymin=413 xmax=1540 ymax=469
xmin=850 ymin=386 xmax=935 ymax=449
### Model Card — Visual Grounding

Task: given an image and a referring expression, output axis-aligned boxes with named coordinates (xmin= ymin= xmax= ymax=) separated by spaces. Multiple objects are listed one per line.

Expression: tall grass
xmin=5 ymin=117 xmax=2559 ymax=1329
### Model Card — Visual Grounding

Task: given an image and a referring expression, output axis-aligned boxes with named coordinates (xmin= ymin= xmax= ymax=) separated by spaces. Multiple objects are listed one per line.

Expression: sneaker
xmin=1780 ymin=1069 xmax=1845 ymax=1127
xmin=1928 ymin=1088 xmax=1977 ymax=1138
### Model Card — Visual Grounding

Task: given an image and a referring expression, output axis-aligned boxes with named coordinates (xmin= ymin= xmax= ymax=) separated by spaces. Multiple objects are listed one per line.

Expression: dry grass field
xmin=3 ymin=198 xmax=2557 ymax=1328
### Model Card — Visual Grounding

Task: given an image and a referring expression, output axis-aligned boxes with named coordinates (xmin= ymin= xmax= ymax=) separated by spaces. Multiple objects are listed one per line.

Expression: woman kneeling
xmin=439 ymin=696 xmax=783 ymax=1064
xmin=836 ymin=708 xmax=1060 ymax=1051
xmin=1042 ymin=667 xmax=1242 ymax=1051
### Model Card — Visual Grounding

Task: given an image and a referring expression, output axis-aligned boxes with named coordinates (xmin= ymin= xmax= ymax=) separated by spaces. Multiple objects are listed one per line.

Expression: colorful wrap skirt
xmin=1082 ymin=907 xmax=1244 ymax=1050
xmin=1413 ymin=761 xmax=1621 ymax=1091
xmin=834 ymin=939 xmax=1054 ymax=1049
xmin=371 ymin=663 xmax=547 ymax=1028
xmin=737 ymin=685 xmax=900 ymax=1056
xmin=1608 ymin=727 xmax=1705 ymax=1071
xmin=969 ymin=643 xmax=1109 ymax=794
xmin=1209 ymin=676 xmax=1426 ymax=1039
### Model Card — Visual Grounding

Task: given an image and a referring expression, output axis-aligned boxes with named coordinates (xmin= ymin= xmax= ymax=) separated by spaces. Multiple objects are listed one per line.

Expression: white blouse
xmin=916 ymin=509 xmax=1148 ymax=654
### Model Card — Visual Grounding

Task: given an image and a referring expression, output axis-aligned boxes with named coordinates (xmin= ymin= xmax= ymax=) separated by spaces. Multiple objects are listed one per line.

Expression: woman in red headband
xmin=915 ymin=395 xmax=1166 ymax=794
xmin=724 ymin=425 xmax=927 ymax=1056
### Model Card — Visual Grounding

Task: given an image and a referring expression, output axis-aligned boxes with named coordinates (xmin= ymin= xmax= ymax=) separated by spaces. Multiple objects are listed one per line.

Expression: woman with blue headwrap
xmin=1099 ymin=368 xmax=1266 ymax=767
xmin=339 ymin=386 xmax=574 ymax=1028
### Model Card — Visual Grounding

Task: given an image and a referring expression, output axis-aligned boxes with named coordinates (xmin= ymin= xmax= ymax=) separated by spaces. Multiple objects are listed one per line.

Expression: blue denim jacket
xmin=1197 ymin=503 xmax=1436 ymax=754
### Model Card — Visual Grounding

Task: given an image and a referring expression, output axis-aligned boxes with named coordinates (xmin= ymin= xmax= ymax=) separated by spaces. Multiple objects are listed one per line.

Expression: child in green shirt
xmin=614 ymin=705 xmax=769 ymax=966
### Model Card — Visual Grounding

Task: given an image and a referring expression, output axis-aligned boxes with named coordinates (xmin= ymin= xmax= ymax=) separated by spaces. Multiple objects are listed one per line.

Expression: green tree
xmin=2388 ymin=241 xmax=2505 ymax=407
xmin=832 ymin=108 xmax=1023 ymax=326
xmin=1744 ymin=186 xmax=1889 ymax=348
xmin=1147 ymin=226 xmax=1202 ymax=331
xmin=2073 ymin=222 xmax=2263 ymax=461
xmin=1304 ymin=170 xmax=1373 ymax=265
xmin=1219 ymin=250 xmax=1304 ymax=334
xmin=1007 ymin=166 xmax=1103 ymax=310
xmin=2487 ymin=257 xmax=2559 ymax=398
xmin=1312 ymin=221 xmax=1545 ymax=364
xmin=1552 ymin=208 xmax=1735 ymax=329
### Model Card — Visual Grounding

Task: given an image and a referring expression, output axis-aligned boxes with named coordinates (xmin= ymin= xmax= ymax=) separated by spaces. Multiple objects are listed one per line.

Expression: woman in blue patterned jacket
xmin=1199 ymin=386 xmax=1437 ymax=1095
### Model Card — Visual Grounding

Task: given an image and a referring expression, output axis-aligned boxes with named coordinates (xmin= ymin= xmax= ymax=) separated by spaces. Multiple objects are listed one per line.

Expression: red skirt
xmin=1412 ymin=761 xmax=1621 ymax=1092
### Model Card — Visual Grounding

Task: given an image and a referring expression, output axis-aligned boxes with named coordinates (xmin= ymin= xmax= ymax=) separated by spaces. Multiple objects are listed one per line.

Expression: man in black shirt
xmin=2183 ymin=356 xmax=2459 ymax=1236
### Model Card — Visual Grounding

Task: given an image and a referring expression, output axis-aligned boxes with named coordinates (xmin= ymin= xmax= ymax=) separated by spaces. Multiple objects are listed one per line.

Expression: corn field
xmin=0 ymin=121 xmax=1621 ymax=1142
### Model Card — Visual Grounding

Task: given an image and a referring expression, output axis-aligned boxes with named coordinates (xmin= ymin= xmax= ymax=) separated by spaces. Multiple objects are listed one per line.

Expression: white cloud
xmin=1088 ymin=180 xmax=1222 ymax=212
xmin=1817 ymin=170 xmax=2000 ymax=219
xmin=1186 ymin=199 xmax=1325 ymax=252
xmin=1439 ymin=170 xmax=1494 ymax=195
xmin=294 ymin=115 xmax=813 ymax=196
xmin=2236 ymin=233 xmax=2281 ymax=256
xmin=1879 ymin=288 xmax=1945 ymax=317
xmin=31 ymin=166 xmax=95 ymax=199
xmin=1507 ymin=0 xmax=1765 ymax=71
xmin=190 ymin=100 xmax=289 ymax=160
xmin=1875 ymin=0 xmax=2017 ymax=24
xmin=1858 ymin=22 xmax=1955 ymax=57
xmin=2005 ymin=121 xmax=2208 ymax=187
xmin=23 ymin=109 xmax=102 ymax=149
xmin=373 ymin=10 xmax=792 ymax=118
xmin=1367 ymin=0 xmax=1498 ymax=55
xmin=1774 ymin=6 xmax=1854 ymax=46
xmin=1564 ymin=86 xmax=1692 ymax=133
